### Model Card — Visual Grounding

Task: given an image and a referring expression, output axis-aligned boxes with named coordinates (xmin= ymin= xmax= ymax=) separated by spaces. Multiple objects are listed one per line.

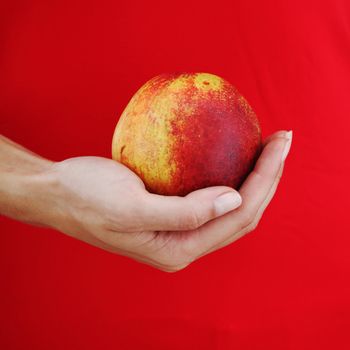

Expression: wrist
xmin=23 ymin=161 xmax=61 ymax=228
xmin=0 ymin=135 xmax=71 ymax=230
xmin=0 ymin=156 xmax=59 ymax=228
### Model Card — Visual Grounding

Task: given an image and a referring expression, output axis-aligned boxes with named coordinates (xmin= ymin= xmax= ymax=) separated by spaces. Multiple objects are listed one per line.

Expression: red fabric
xmin=1 ymin=0 xmax=350 ymax=348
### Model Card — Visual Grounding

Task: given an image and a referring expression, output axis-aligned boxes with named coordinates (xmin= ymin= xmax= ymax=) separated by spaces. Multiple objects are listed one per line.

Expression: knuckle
xmin=248 ymin=219 xmax=259 ymax=232
xmin=156 ymin=250 xmax=194 ymax=273
xmin=242 ymin=217 xmax=260 ymax=235
xmin=182 ymin=208 xmax=201 ymax=230
xmin=239 ymin=210 xmax=256 ymax=227
xmin=159 ymin=262 xmax=190 ymax=273
xmin=275 ymin=169 xmax=282 ymax=181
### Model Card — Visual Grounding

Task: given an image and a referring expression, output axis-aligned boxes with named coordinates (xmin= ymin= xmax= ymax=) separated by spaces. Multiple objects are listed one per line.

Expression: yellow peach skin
xmin=112 ymin=72 xmax=262 ymax=196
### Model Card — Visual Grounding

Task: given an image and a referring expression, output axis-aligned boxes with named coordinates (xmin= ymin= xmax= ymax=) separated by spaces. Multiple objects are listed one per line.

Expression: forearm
xmin=0 ymin=135 xmax=55 ymax=226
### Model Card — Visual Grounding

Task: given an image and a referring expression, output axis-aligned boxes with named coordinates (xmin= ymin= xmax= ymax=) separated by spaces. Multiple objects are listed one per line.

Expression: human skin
xmin=0 ymin=131 xmax=292 ymax=272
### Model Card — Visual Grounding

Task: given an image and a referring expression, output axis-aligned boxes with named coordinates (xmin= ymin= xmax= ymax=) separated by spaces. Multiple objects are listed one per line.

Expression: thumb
xmin=140 ymin=186 xmax=242 ymax=232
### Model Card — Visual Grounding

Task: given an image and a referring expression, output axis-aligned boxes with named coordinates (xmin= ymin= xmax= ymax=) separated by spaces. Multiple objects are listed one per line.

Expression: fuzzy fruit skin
xmin=112 ymin=72 xmax=262 ymax=196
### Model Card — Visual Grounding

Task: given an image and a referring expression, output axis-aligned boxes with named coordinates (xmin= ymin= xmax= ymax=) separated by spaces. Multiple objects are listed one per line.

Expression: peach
xmin=112 ymin=72 xmax=262 ymax=196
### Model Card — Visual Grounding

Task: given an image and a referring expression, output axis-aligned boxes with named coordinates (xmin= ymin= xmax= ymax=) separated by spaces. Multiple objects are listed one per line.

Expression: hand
xmin=38 ymin=130 xmax=292 ymax=272
xmin=0 ymin=130 xmax=292 ymax=272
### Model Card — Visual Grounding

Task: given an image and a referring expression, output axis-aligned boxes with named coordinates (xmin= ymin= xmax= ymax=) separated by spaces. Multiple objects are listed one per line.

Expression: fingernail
xmin=281 ymin=130 xmax=293 ymax=162
xmin=214 ymin=191 xmax=242 ymax=216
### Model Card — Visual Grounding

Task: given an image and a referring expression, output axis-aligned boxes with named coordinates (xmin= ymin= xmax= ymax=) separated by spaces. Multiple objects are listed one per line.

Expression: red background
xmin=1 ymin=0 xmax=350 ymax=348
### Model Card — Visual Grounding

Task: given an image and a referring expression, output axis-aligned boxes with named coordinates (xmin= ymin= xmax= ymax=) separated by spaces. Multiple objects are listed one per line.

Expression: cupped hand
xmin=46 ymin=130 xmax=292 ymax=272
